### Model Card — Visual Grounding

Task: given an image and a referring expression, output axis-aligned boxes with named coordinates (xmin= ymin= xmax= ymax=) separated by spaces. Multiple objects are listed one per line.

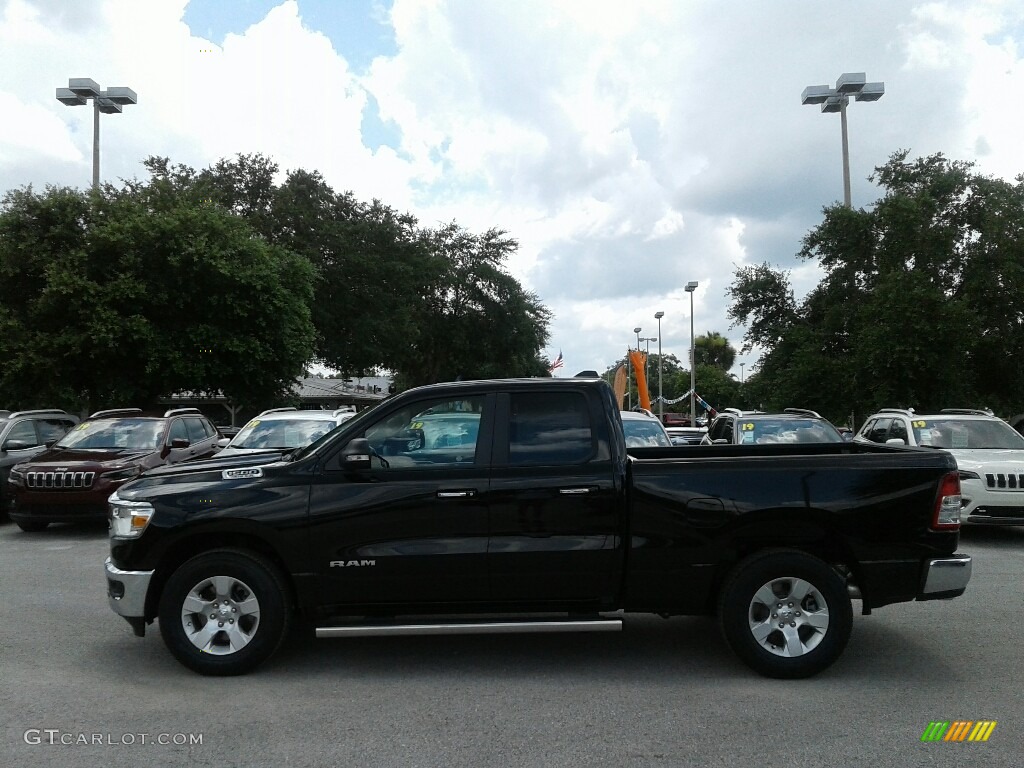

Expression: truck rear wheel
xmin=718 ymin=549 xmax=852 ymax=679
xmin=158 ymin=549 xmax=291 ymax=676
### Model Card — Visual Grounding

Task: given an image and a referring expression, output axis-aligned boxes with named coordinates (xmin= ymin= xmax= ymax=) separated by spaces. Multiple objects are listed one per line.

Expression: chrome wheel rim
xmin=180 ymin=575 xmax=261 ymax=655
xmin=747 ymin=576 xmax=829 ymax=657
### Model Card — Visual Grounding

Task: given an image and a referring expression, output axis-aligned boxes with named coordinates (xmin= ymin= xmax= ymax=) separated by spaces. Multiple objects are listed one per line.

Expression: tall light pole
xmin=740 ymin=362 xmax=746 ymax=384
xmin=685 ymin=281 xmax=698 ymax=425
xmin=654 ymin=311 xmax=665 ymax=420
xmin=801 ymin=72 xmax=884 ymax=207
xmin=632 ymin=327 xmax=641 ymax=410
xmin=56 ymin=78 xmax=137 ymax=190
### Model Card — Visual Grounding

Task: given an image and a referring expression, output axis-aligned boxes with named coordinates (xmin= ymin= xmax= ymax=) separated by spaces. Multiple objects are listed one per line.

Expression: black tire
xmin=158 ymin=549 xmax=292 ymax=676
xmin=15 ymin=519 xmax=49 ymax=532
xmin=718 ymin=549 xmax=852 ymax=679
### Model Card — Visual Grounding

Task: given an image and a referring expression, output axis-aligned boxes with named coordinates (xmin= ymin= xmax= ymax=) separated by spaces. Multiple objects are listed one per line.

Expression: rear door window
xmin=185 ymin=417 xmax=210 ymax=444
xmin=507 ymin=392 xmax=594 ymax=465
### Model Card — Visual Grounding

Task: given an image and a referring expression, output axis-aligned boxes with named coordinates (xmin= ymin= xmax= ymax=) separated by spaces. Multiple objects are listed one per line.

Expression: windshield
xmin=622 ymin=417 xmax=672 ymax=447
xmin=913 ymin=418 xmax=1024 ymax=450
xmin=56 ymin=419 xmax=164 ymax=450
xmin=228 ymin=417 xmax=341 ymax=450
xmin=740 ymin=418 xmax=843 ymax=444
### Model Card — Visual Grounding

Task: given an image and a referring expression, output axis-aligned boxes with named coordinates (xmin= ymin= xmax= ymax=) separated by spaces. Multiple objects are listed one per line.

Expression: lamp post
xmin=740 ymin=362 xmax=746 ymax=384
xmin=685 ymin=281 xmax=698 ymax=425
xmin=801 ymin=72 xmax=884 ymax=208
xmin=654 ymin=311 xmax=665 ymax=420
xmin=56 ymin=78 xmax=137 ymax=190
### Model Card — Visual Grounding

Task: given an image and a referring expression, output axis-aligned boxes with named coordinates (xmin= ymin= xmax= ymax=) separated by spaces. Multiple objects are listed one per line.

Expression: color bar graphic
xmin=921 ymin=720 xmax=996 ymax=742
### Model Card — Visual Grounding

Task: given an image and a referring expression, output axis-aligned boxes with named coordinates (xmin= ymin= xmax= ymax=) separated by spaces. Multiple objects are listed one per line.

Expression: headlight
xmin=8 ymin=467 xmax=25 ymax=486
xmin=108 ymin=492 xmax=155 ymax=539
xmin=958 ymin=470 xmax=981 ymax=481
xmin=104 ymin=465 xmax=143 ymax=482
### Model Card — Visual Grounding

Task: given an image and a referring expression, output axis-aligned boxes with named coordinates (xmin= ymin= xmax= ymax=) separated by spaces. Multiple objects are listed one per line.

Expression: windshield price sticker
xmin=912 ymin=420 xmax=928 ymax=428
xmin=741 ymin=423 xmax=755 ymax=431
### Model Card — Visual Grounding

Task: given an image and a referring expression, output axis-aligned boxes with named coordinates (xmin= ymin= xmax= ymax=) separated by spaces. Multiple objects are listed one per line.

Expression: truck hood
xmin=18 ymin=447 xmax=152 ymax=468
xmin=141 ymin=450 xmax=288 ymax=478
xmin=947 ymin=448 xmax=1024 ymax=474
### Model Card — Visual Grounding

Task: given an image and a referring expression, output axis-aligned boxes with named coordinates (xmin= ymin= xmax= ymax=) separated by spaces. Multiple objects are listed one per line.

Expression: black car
xmin=0 ymin=409 xmax=79 ymax=516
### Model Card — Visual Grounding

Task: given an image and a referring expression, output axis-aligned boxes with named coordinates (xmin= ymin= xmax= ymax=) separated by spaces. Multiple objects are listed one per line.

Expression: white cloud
xmin=2 ymin=0 xmax=1023 ymax=379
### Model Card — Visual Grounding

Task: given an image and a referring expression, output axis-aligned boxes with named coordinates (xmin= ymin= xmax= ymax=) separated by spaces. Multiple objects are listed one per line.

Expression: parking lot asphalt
xmin=1 ymin=519 xmax=1022 ymax=768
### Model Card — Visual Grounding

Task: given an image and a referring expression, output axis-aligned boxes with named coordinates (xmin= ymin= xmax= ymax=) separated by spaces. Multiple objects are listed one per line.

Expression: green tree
xmin=0 ymin=184 xmax=315 ymax=412
xmin=141 ymin=155 xmax=553 ymax=386
xmin=694 ymin=331 xmax=737 ymax=370
xmin=392 ymin=223 xmax=552 ymax=388
xmin=727 ymin=150 xmax=1024 ymax=424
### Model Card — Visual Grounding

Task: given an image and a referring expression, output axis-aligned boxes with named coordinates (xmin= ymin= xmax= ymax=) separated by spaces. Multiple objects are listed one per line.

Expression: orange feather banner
xmin=612 ymin=365 xmax=627 ymax=409
xmin=629 ymin=350 xmax=651 ymax=411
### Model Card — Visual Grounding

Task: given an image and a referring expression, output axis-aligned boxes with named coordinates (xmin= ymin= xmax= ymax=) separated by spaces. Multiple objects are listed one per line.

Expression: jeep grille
xmin=985 ymin=473 xmax=1024 ymax=490
xmin=26 ymin=471 xmax=95 ymax=489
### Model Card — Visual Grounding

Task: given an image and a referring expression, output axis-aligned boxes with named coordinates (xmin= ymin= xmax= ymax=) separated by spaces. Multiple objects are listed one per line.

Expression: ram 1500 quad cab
xmin=103 ymin=377 xmax=971 ymax=678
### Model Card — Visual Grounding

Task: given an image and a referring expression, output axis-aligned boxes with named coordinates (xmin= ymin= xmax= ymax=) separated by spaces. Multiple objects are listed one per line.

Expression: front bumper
xmin=104 ymin=557 xmax=153 ymax=634
xmin=960 ymin=478 xmax=1024 ymax=525
xmin=918 ymin=553 xmax=972 ymax=600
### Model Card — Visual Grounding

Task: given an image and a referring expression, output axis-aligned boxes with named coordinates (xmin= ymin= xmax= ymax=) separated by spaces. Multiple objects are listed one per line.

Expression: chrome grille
xmin=26 ymin=471 xmax=95 ymax=489
xmin=985 ymin=473 xmax=1024 ymax=490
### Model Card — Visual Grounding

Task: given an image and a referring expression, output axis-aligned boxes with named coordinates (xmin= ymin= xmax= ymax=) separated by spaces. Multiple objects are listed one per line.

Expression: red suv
xmin=7 ymin=408 xmax=219 ymax=532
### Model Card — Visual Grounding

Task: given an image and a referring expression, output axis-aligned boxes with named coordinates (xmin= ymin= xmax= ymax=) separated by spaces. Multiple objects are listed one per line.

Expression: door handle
xmin=559 ymin=487 xmax=592 ymax=495
xmin=437 ymin=489 xmax=477 ymax=498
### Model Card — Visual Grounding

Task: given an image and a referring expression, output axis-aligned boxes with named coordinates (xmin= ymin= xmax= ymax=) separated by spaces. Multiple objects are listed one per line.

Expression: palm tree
xmin=694 ymin=331 xmax=737 ymax=371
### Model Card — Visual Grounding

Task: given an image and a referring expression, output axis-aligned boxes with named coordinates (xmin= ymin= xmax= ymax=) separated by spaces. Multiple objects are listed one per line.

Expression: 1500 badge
xmin=330 ymin=560 xmax=376 ymax=567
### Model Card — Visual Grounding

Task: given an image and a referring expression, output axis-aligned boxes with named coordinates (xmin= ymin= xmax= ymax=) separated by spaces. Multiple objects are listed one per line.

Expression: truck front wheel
xmin=158 ymin=549 xmax=292 ymax=676
xmin=718 ymin=549 xmax=852 ymax=679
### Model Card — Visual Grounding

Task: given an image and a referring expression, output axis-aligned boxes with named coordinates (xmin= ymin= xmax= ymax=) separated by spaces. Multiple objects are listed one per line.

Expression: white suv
xmin=856 ymin=408 xmax=1024 ymax=526
xmin=217 ymin=407 xmax=357 ymax=457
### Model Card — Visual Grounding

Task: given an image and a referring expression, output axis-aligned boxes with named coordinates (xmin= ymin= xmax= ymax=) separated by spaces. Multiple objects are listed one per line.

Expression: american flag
xmin=549 ymin=350 xmax=564 ymax=373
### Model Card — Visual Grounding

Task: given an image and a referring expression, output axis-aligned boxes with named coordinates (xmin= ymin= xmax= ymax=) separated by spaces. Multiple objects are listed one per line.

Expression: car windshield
xmin=228 ymin=417 xmax=340 ymax=450
xmin=740 ymin=418 xmax=843 ymax=444
xmin=55 ymin=419 xmax=164 ymax=450
xmin=913 ymin=418 xmax=1024 ymax=450
xmin=622 ymin=417 xmax=672 ymax=447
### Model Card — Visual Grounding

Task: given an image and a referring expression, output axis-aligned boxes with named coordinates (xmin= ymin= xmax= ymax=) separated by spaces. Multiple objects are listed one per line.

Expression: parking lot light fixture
xmin=56 ymin=78 xmax=137 ymax=190
xmin=802 ymin=72 xmax=884 ymax=207
xmin=654 ymin=311 xmax=665 ymax=419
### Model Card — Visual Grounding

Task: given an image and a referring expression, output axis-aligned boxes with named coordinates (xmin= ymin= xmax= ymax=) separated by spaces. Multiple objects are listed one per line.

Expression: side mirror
xmin=885 ymin=437 xmax=907 ymax=446
xmin=340 ymin=438 xmax=372 ymax=472
xmin=170 ymin=438 xmax=190 ymax=449
xmin=217 ymin=438 xmax=230 ymax=448
xmin=712 ymin=438 xmax=730 ymax=445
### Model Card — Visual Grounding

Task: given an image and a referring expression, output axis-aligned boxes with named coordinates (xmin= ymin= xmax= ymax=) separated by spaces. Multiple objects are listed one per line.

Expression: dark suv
xmin=701 ymin=408 xmax=844 ymax=445
xmin=7 ymin=408 xmax=219 ymax=532
xmin=1 ymin=409 xmax=80 ymax=516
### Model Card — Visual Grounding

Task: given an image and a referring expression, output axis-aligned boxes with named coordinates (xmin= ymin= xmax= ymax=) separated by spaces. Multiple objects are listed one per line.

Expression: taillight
xmin=932 ymin=471 xmax=962 ymax=530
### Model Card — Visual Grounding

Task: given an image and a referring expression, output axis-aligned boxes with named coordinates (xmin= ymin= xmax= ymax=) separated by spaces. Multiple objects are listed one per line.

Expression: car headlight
xmin=958 ymin=470 xmax=981 ymax=481
xmin=104 ymin=465 xmax=143 ymax=482
xmin=108 ymin=491 xmax=155 ymax=539
xmin=8 ymin=467 xmax=25 ymax=486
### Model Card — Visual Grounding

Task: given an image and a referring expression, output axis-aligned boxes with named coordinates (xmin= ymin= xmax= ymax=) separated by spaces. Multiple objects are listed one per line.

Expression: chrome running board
xmin=316 ymin=618 xmax=622 ymax=638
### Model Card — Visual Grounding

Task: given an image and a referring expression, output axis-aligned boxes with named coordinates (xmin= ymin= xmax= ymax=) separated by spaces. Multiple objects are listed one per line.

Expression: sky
xmin=2 ymin=0 xmax=1023 ymax=382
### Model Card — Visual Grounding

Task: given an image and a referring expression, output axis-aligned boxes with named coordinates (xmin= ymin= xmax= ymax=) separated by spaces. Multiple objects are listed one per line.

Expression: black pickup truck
xmin=103 ymin=377 xmax=971 ymax=678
